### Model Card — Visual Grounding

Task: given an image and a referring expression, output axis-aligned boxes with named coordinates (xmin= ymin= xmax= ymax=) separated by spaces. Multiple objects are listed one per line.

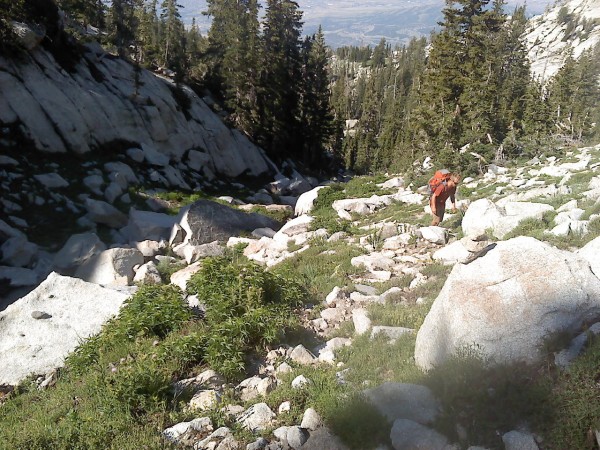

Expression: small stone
xmin=31 ymin=311 xmax=52 ymax=320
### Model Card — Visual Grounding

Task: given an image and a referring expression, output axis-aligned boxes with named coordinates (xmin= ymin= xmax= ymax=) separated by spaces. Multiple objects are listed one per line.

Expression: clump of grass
xmin=186 ymin=257 xmax=305 ymax=379
xmin=155 ymin=258 xmax=186 ymax=284
xmin=423 ymin=346 xmax=554 ymax=448
xmin=0 ymin=256 xmax=307 ymax=448
xmin=265 ymin=365 xmax=390 ymax=450
xmin=367 ymin=301 xmax=432 ymax=330
xmin=272 ymin=240 xmax=365 ymax=302
xmin=543 ymin=334 xmax=600 ymax=449
xmin=410 ymin=263 xmax=452 ymax=302
xmin=336 ymin=333 xmax=422 ymax=386
xmin=503 ymin=211 xmax=556 ymax=241
xmin=246 ymin=205 xmax=292 ymax=225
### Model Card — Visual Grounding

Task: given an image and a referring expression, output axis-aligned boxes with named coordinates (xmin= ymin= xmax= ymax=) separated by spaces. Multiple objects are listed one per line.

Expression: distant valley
xmin=178 ymin=0 xmax=557 ymax=47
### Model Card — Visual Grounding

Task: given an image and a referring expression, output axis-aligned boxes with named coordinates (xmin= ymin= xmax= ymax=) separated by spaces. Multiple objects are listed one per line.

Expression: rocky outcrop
xmin=525 ymin=0 xmax=600 ymax=80
xmin=0 ymin=43 xmax=272 ymax=178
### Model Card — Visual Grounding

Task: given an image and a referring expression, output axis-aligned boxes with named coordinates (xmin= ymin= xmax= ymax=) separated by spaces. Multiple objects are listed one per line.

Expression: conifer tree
xmin=58 ymin=0 xmax=105 ymax=28
xmin=108 ymin=0 xmax=138 ymax=57
xmin=298 ymin=27 xmax=335 ymax=166
xmin=160 ymin=0 xmax=186 ymax=75
xmin=204 ymin=0 xmax=260 ymax=132
xmin=257 ymin=0 xmax=304 ymax=159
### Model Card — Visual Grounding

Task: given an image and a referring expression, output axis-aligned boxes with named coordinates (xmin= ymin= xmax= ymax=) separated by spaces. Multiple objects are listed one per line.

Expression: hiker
xmin=429 ymin=171 xmax=461 ymax=226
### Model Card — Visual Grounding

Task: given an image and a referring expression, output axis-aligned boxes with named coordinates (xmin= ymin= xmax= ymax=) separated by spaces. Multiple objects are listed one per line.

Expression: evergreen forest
xmin=2 ymin=0 xmax=599 ymax=176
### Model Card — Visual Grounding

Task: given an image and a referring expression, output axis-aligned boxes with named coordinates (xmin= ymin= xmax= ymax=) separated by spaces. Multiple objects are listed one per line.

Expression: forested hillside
xmin=2 ymin=0 xmax=598 ymax=177
xmin=331 ymin=1 xmax=600 ymax=175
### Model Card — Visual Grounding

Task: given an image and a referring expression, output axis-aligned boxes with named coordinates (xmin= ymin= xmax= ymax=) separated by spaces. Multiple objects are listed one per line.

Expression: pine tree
xmin=160 ymin=0 xmax=186 ymax=76
xmin=58 ymin=0 xmax=105 ymax=28
xmin=298 ymin=27 xmax=335 ymax=166
xmin=256 ymin=0 xmax=304 ymax=160
xmin=137 ymin=0 xmax=161 ymax=66
xmin=204 ymin=0 xmax=261 ymax=132
xmin=108 ymin=0 xmax=138 ymax=57
xmin=548 ymin=46 xmax=600 ymax=141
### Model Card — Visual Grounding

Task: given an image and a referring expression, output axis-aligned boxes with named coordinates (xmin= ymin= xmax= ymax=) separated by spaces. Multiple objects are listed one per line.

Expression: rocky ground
xmin=1 ymin=143 xmax=600 ymax=449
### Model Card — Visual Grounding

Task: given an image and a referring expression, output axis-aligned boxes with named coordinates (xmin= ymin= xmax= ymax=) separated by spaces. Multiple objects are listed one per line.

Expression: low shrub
xmin=187 ymin=257 xmax=305 ymax=379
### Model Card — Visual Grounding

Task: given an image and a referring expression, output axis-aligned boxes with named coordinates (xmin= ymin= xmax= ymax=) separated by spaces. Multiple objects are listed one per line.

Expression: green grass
xmin=0 ymin=258 xmax=305 ymax=449
xmin=423 ymin=348 xmax=554 ymax=448
xmin=367 ymin=301 xmax=432 ymax=330
xmin=310 ymin=176 xmax=396 ymax=233
xmin=271 ymin=240 xmax=366 ymax=302
xmin=543 ymin=334 xmax=600 ymax=449
xmin=265 ymin=365 xmax=391 ymax=450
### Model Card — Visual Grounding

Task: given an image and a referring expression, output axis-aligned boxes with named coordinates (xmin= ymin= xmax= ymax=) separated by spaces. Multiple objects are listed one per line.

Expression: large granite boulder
xmin=52 ymin=233 xmax=106 ymax=274
xmin=415 ymin=237 xmax=600 ymax=370
xmin=74 ymin=248 xmax=144 ymax=286
xmin=0 ymin=272 xmax=128 ymax=385
xmin=177 ymin=200 xmax=280 ymax=245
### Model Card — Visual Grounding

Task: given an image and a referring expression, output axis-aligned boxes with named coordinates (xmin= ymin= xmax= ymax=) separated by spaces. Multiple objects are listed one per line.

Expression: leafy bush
xmin=187 ymin=257 xmax=304 ymax=379
xmin=116 ymin=285 xmax=192 ymax=340
xmin=66 ymin=284 xmax=193 ymax=375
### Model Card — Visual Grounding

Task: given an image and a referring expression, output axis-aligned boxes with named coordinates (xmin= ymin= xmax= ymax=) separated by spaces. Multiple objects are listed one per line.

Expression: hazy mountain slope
xmin=525 ymin=0 xmax=600 ymax=80
xmin=178 ymin=0 xmax=554 ymax=48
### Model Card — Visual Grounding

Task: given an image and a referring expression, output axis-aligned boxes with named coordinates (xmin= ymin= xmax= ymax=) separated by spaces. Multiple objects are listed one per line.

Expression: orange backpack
xmin=428 ymin=169 xmax=451 ymax=195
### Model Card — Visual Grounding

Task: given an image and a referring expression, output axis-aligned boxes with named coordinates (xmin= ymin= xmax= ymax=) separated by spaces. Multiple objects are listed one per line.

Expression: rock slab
xmin=0 ymin=272 xmax=128 ymax=385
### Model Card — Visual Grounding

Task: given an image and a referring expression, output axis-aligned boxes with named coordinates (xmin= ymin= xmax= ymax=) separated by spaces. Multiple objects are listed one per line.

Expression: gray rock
xmin=364 ymin=382 xmax=440 ymax=425
xmin=0 ymin=266 xmax=38 ymax=287
xmin=0 ymin=219 xmax=25 ymax=241
xmin=178 ymin=200 xmax=279 ymax=245
xmin=286 ymin=426 xmax=309 ymax=449
xmin=237 ymin=403 xmax=275 ymax=432
xmin=295 ymin=186 xmax=328 ymax=216
xmin=75 ymin=247 xmax=144 ymax=286
xmin=578 ymin=236 xmax=600 ymax=278
xmin=462 ymin=199 xmax=554 ymax=239
xmin=104 ymin=182 xmax=124 ymax=204
xmin=352 ymin=308 xmax=371 ymax=335
xmin=83 ymin=175 xmax=104 ymax=196
xmin=555 ymin=322 xmax=600 ymax=369
xmin=84 ymin=198 xmax=128 ymax=228
xmin=390 ymin=419 xmax=449 ymax=450
xmin=0 ymin=156 xmax=18 ymax=166
xmin=53 ymin=233 xmax=106 ymax=273
xmin=170 ymin=261 xmax=202 ymax=291
xmin=133 ymin=261 xmax=162 ymax=285
xmin=301 ymin=427 xmax=350 ymax=450
xmin=181 ymin=241 xmax=224 ymax=264
xmin=104 ymin=162 xmax=138 ymax=184
xmin=502 ymin=430 xmax=539 ymax=450
xmin=126 ymin=148 xmax=145 ymax=163
xmin=247 ymin=437 xmax=269 ymax=450
xmin=419 ymin=226 xmax=448 ymax=245
xmin=300 ymin=408 xmax=322 ymax=430
xmin=125 ymin=209 xmax=177 ymax=242
xmin=289 ymin=344 xmax=317 ymax=365
xmin=1 ymin=236 xmax=38 ymax=267
xmin=33 ymin=173 xmax=69 ymax=189
xmin=291 ymin=375 xmax=311 ymax=389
